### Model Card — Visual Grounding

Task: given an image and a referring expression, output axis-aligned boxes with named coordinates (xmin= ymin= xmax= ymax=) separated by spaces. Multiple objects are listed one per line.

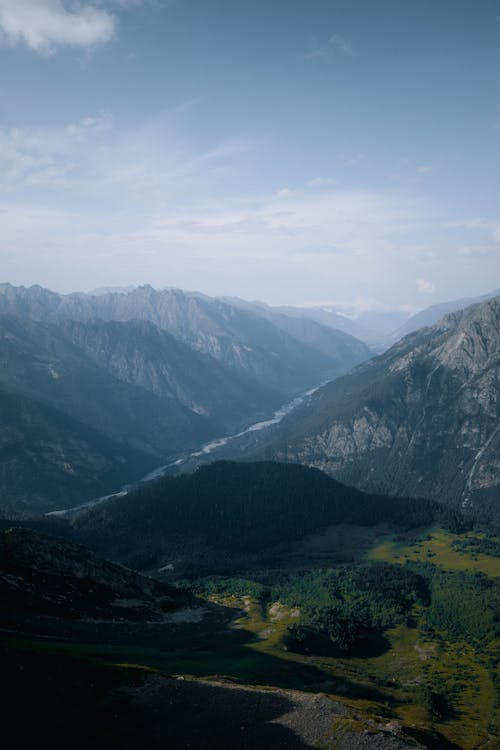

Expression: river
xmin=49 ymin=382 xmax=323 ymax=517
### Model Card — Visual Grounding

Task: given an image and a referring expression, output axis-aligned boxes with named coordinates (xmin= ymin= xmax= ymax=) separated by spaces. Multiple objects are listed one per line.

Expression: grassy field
xmin=367 ymin=527 xmax=500 ymax=578
xmin=206 ymin=591 xmax=499 ymax=749
xmin=4 ymin=524 xmax=499 ymax=749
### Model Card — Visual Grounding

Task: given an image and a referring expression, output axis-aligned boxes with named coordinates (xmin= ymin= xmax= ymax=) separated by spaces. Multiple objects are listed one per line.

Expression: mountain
xmin=267 ymin=304 xmax=409 ymax=347
xmin=0 ymin=283 xmax=371 ymax=395
xmin=0 ymin=466 xmax=489 ymax=750
xmin=0 ymin=389 xmax=157 ymax=517
xmin=218 ymin=296 xmax=372 ymax=359
xmin=55 ymin=317 xmax=279 ymax=432
xmin=0 ymin=313 xmax=282 ymax=515
xmin=260 ymin=297 xmax=500 ymax=519
xmin=391 ymin=288 xmax=500 ymax=341
xmin=0 ymin=313 xmax=218 ymax=454
xmin=66 ymin=461 xmax=463 ymax=574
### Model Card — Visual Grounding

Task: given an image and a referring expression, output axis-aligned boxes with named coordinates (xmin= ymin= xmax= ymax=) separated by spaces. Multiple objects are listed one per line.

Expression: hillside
xmin=0 ymin=312 xmax=283 ymax=515
xmin=263 ymin=297 xmax=500 ymax=518
xmin=0 ymin=526 xmax=183 ymax=619
xmin=0 ymin=389 xmax=157 ymax=517
xmin=2 ymin=463 xmax=496 ymax=750
xmin=67 ymin=461 xmax=464 ymax=574
xmin=391 ymin=289 xmax=500 ymax=341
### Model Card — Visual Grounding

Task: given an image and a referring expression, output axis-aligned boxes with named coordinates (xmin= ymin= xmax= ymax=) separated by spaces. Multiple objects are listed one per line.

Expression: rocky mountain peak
xmin=265 ymin=295 xmax=500 ymax=518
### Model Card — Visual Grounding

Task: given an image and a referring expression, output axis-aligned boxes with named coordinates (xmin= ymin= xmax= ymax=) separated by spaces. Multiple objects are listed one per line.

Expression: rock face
xmin=0 ymin=283 xmax=371 ymax=395
xmin=269 ymin=297 xmax=500 ymax=518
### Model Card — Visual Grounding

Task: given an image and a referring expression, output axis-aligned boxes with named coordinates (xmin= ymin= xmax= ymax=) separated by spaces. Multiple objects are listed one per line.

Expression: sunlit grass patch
xmin=368 ymin=528 xmax=500 ymax=577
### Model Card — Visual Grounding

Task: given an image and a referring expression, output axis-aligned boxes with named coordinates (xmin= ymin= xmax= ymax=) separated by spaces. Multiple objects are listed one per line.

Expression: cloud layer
xmin=0 ymin=0 xmax=114 ymax=51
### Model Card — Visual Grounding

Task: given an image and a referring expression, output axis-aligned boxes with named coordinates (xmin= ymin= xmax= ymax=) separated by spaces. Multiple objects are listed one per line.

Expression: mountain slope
xmin=0 ymin=314 xmax=217 ymax=457
xmin=0 ymin=526 xmax=182 ymax=618
xmin=269 ymin=304 xmax=409 ymax=346
xmin=0 ymin=283 xmax=371 ymax=395
xmin=0 ymin=389 xmax=157 ymax=517
xmin=264 ymin=297 xmax=500 ymax=518
xmin=57 ymin=317 xmax=280 ymax=430
xmin=0 ymin=313 xmax=285 ymax=515
xmin=391 ymin=288 xmax=500 ymax=341
xmin=218 ymin=296 xmax=371 ymax=361
xmin=67 ymin=461 xmax=463 ymax=574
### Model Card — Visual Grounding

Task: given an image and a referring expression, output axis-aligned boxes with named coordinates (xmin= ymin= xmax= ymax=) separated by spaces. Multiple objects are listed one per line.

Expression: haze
xmin=0 ymin=0 xmax=499 ymax=311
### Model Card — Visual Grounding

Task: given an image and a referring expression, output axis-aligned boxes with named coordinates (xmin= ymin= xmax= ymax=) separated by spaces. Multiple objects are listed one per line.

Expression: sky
xmin=0 ymin=0 xmax=499 ymax=312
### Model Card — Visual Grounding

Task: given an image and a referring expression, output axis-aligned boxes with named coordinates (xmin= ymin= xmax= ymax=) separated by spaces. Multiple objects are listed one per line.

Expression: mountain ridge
xmin=0 ymin=282 xmax=371 ymax=395
xmin=255 ymin=296 xmax=500 ymax=518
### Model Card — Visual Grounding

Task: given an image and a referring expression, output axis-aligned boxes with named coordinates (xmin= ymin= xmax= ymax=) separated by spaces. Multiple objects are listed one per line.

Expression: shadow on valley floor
xmin=2 ymin=638 xmax=334 ymax=750
xmin=3 ymin=634 xmax=465 ymax=750
xmin=1 ymin=595 xmax=395 ymax=703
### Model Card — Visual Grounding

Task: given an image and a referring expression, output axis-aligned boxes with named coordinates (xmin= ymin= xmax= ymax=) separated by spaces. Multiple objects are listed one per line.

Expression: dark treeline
xmin=451 ymin=535 xmax=500 ymax=558
xmin=68 ymin=462 xmax=469 ymax=566
xmin=412 ymin=564 xmax=500 ymax=645
xmin=188 ymin=562 xmax=428 ymax=653
xmin=188 ymin=559 xmax=500 ymax=656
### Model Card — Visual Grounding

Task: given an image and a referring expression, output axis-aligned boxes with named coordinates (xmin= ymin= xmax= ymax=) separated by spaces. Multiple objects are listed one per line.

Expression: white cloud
xmin=0 ymin=111 xmax=495 ymax=307
xmin=0 ymin=0 xmax=115 ymax=52
xmin=444 ymin=218 xmax=500 ymax=247
xmin=444 ymin=218 xmax=490 ymax=230
xmin=0 ymin=115 xmax=112 ymax=189
xmin=306 ymin=33 xmax=354 ymax=60
xmin=275 ymin=187 xmax=295 ymax=199
xmin=1 ymin=185 xmax=498 ymax=307
xmin=336 ymin=153 xmax=364 ymax=168
xmin=388 ymin=163 xmax=435 ymax=185
xmin=416 ymin=278 xmax=435 ymax=294
xmin=328 ymin=33 xmax=354 ymax=56
xmin=308 ymin=176 xmax=337 ymax=188
xmin=0 ymin=187 xmax=417 ymax=295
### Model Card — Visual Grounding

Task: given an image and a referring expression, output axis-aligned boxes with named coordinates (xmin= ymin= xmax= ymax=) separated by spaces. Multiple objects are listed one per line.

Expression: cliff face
xmin=271 ymin=297 xmax=500 ymax=517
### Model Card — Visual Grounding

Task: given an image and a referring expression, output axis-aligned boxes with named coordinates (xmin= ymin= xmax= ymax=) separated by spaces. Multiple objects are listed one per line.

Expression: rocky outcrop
xmin=269 ymin=297 xmax=500 ymax=517
xmin=118 ymin=672 xmax=429 ymax=749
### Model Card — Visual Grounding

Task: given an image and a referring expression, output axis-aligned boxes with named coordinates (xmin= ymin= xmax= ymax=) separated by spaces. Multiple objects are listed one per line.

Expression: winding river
xmin=49 ymin=382 xmax=323 ymax=517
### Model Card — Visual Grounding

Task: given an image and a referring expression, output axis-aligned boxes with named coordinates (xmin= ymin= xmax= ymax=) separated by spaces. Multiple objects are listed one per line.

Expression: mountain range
xmin=0 ymin=283 xmax=370 ymax=393
xmin=1 ymin=281 xmax=499 ymax=749
xmin=240 ymin=288 xmax=500 ymax=350
xmin=0 ymin=282 xmax=370 ymax=516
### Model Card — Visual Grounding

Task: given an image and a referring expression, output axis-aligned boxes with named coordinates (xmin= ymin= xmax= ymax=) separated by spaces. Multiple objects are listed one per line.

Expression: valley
xmin=1 ymin=285 xmax=499 ymax=749
xmin=3 ymin=520 xmax=498 ymax=749
xmin=0 ymin=284 xmax=369 ymax=517
xmin=3 ymin=3 xmax=499 ymax=745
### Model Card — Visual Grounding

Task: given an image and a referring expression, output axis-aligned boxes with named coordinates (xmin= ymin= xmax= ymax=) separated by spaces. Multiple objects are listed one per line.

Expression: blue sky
xmin=0 ymin=0 xmax=499 ymax=311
